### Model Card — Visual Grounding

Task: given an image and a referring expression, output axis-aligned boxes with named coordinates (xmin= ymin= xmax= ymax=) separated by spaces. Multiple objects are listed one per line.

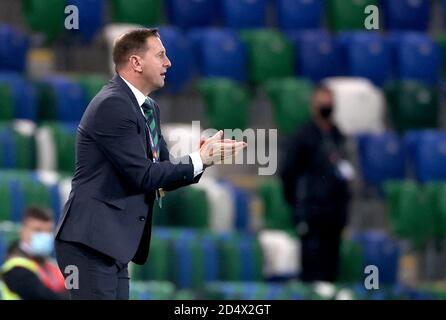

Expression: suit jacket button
xmin=139 ymin=216 xmax=146 ymax=221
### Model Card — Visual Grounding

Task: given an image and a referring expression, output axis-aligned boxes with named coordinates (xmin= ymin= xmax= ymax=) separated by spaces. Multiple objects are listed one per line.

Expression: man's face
xmin=20 ymin=218 xmax=54 ymax=246
xmin=139 ymin=36 xmax=171 ymax=91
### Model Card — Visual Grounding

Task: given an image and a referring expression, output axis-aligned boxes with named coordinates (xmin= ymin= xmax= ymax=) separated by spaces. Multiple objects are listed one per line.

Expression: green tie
xmin=142 ymin=97 xmax=163 ymax=208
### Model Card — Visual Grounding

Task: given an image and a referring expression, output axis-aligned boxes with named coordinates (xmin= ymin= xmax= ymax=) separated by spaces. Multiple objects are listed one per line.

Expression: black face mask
xmin=319 ymin=105 xmax=333 ymax=119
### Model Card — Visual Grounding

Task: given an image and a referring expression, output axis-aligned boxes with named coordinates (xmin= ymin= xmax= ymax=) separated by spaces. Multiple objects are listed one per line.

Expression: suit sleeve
xmin=92 ymin=95 xmax=195 ymax=193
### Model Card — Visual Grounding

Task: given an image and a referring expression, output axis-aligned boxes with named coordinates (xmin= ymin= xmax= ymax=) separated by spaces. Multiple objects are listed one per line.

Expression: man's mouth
xmin=160 ymin=72 xmax=166 ymax=78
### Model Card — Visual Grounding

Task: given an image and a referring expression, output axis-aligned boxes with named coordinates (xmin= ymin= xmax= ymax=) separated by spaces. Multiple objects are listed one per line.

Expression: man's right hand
xmin=199 ymin=130 xmax=247 ymax=168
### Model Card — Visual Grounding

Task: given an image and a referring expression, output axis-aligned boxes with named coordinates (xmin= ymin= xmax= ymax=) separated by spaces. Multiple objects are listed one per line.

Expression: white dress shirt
xmin=120 ymin=76 xmax=203 ymax=177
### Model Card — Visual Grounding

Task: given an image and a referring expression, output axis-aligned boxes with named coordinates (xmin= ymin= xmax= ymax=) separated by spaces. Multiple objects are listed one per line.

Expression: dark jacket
xmin=280 ymin=120 xmax=350 ymax=229
xmin=55 ymin=74 xmax=201 ymax=264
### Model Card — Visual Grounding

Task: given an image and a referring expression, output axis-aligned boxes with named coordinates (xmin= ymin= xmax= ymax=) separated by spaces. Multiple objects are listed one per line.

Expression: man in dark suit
xmin=280 ymin=85 xmax=353 ymax=283
xmin=54 ymin=28 xmax=246 ymax=300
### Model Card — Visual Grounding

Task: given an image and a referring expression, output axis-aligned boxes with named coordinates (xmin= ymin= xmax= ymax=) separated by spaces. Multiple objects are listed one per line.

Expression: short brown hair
xmin=22 ymin=206 xmax=53 ymax=224
xmin=112 ymin=28 xmax=160 ymax=70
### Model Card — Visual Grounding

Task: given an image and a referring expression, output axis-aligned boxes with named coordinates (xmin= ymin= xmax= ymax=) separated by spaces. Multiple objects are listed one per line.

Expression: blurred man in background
xmin=1 ymin=206 xmax=67 ymax=300
xmin=280 ymin=85 xmax=354 ymax=283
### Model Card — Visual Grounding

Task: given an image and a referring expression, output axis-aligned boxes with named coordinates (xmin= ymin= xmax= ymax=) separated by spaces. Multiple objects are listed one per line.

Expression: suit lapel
xmin=112 ymin=74 xmax=151 ymax=159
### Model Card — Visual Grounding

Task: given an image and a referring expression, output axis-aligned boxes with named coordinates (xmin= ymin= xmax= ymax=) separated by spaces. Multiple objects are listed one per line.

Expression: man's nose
xmin=164 ymin=57 xmax=171 ymax=68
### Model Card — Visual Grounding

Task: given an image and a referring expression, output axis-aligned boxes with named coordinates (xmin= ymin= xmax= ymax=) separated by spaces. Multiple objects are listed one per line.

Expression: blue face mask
xmin=28 ymin=232 xmax=54 ymax=257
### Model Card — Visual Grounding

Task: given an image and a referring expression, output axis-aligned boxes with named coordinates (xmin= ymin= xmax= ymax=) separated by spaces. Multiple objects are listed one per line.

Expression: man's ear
xmin=129 ymin=55 xmax=143 ymax=73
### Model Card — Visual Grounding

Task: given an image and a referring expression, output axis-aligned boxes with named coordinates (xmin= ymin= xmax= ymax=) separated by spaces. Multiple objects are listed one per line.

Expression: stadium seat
xmin=167 ymin=0 xmax=216 ymax=29
xmin=326 ymin=0 xmax=378 ymax=31
xmin=36 ymin=75 xmax=87 ymax=122
xmin=277 ymin=0 xmax=323 ymax=30
xmin=0 ymin=73 xmax=37 ymax=121
xmin=323 ymin=77 xmax=386 ymax=135
xmin=73 ymin=74 xmax=108 ymax=102
xmin=425 ymin=183 xmax=446 ymax=239
xmin=218 ymin=233 xmax=263 ymax=282
xmin=406 ymin=131 xmax=446 ymax=182
xmin=390 ymin=32 xmax=440 ymax=85
xmin=0 ymin=84 xmax=14 ymax=121
xmin=0 ymin=123 xmax=36 ymax=170
xmin=381 ymin=0 xmax=430 ymax=31
xmin=158 ymin=27 xmax=194 ymax=92
xmin=256 ymin=178 xmax=293 ymax=230
xmin=258 ymin=230 xmax=300 ymax=279
xmin=239 ymin=30 xmax=294 ymax=84
xmin=110 ymin=0 xmax=162 ymax=26
xmin=266 ymin=77 xmax=313 ymax=136
xmin=170 ymin=231 xmax=219 ymax=288
xmin=198 ymin=78 xmax=250 ymax=130
xmin=35 ymin=122 xmax=77 ymax=173
xmin=338 ymin=32 xmax=392 ymax=86
xmin=287 ymin=30 xmax=342 ymax=83
xmin=218 ymin=180 xmax=250 ymax=231
xmin=384 ymin=181 xmax=435 ymax=247
xmin=130 ymin=281 xmax=176 ymax=300
xmin=188 ymin=28 xmax=246 ymax=82
xmin=67 ymin=0 xmax=104 ymax=42
xmin=194 ymin=178 xmax=234 ymax=233
xmin=385 ymin=80 xmax=439 ymax=133
xmin=23 ymin=0 xmax=65 ymax=42
xmin=221 ymin=0 xmax=266 ymax=29
xmin=435 ymin=33 xmax=446 ymax=78
xmin=0 ymin=25 xmax=29 ymax=72
xmin=0 ymin=176 xmax=12 ymax=221
xmin=338 ymin=238 xmax=364 ymax=284
xmin=353 ymin=231 xmax=400 ymax=285
xmin=356 ymin=132 xmax=406 ymax=186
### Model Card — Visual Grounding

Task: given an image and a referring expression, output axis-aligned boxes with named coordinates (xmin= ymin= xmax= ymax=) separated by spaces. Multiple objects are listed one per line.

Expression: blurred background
xmin=0 ymin=0 xmax=446 ymax=300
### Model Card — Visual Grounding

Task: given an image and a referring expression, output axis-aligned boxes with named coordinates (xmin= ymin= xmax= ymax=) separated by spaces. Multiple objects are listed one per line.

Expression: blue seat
xmin=221 ymin=0 xmax=266 ymax=29
xmin=277 ymin=0 xmax=323 ymax=30
xmin=338 ymin=32 xmax=392 ymax=86
xmin=357 ymin=132 xmax=406 ymax=186
xmin=188 ymin=28 xmax=246 ymax=81
xmin=239 ymin=234 xmax=263 ymax=281
xmin=158 ymin=27 xmax=193 ymax=92
xmin=391 ymin=32 xmax=440 ymax=85
xmin=0 ymin=127 xmax=15 ymax=169
xmin=287 ymin=30 xmax=342 ymax=82
xmin=0 ymin=232 xmax=6 ymax=265
xmin=353 ymin=231 xmax=400 ymax=285
xmin=407 ymin=131 xmax=446 ymax=182
xmin=0 ymin=73 xmax=37 ymax=120
xmin=382 ymin=0 xmax=430 ymax=31
xmin=66 ymin=0 xmax=104 ymax=42
xmin=40 ymin=75 xmax=87 ymax=122
xmin=0 ymin=25 xmax=29 ymax=72
xmin=167 ymin=0 xmax=216 ymax=28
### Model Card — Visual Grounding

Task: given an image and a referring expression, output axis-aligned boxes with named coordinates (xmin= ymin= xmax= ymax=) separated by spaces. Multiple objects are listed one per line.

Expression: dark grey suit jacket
xmin=55 ymin=74 xmax=201 ymax=264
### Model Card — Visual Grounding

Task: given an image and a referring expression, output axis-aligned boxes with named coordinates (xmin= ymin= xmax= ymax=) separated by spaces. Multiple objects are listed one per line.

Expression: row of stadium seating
xmin=0 ymin=73 xmax=441 ymax=137
xmin=20 ymin=0 xmax=440 ymax=44
xmin=357 ymin=130 xmax=446 ymax=185
xmin=2 ymin=23 xmax=445 ymax=88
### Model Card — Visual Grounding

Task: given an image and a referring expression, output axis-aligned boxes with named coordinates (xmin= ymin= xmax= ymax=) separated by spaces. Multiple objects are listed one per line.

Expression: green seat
xmin=0 ymin=85 xmax=14 ymax=121
xmin=44 ymin=123 xmax=76 ymax=174
xmin=435 ymin=34 xmax=446 ymax=78
xmin=0 ymin=178 xmax=12 ymax=222
xmin=218 ymin=233 xmax=263 ymax=282
xmin=111 ymin=0 xmax=163 ymax=26
xmin=13 ymin=128 xmax=36 ymax=170
xmin=338 ymin=238 xmax=364 ymax=284
xmin=74 ymin=74 xmax=108 ymax=102
xmin=21 ymin=178 xmax=51 ymax=210
xmin=266 ymin=78 xmax=313 ymax=135
xmin=257 ymin=178 xmax=293 ymax=231
xmin=385 ymin=81 xmax=439 ymax=133
xmin=199 ymin=78 xmax=250 ymax=131
xmin=425 ymin=183 xmax=446 ymax=239
xmin=239 ymin=30 xmax=294 ymax=84
xmin=384 ymin=181 xmax=435 ymax=248
xmin=23 ymin=0 xmax=65 ymax=43
xmin=169 ymin=187 xmax=209 ymax=228
xmin=326 ymin=0 xmax=378 ymax=31
xmin=35 ymin=83 xmax=58 ymax=122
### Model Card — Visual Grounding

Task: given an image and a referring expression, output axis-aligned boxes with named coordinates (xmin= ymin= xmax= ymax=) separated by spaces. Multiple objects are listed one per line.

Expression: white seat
xmin=323 ymin=77 xmax=386 ymax=135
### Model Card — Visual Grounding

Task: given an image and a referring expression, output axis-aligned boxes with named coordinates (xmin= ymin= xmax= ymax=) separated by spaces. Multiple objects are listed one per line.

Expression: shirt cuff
xmin=189 ymin=151 xmax=204 ymax=178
